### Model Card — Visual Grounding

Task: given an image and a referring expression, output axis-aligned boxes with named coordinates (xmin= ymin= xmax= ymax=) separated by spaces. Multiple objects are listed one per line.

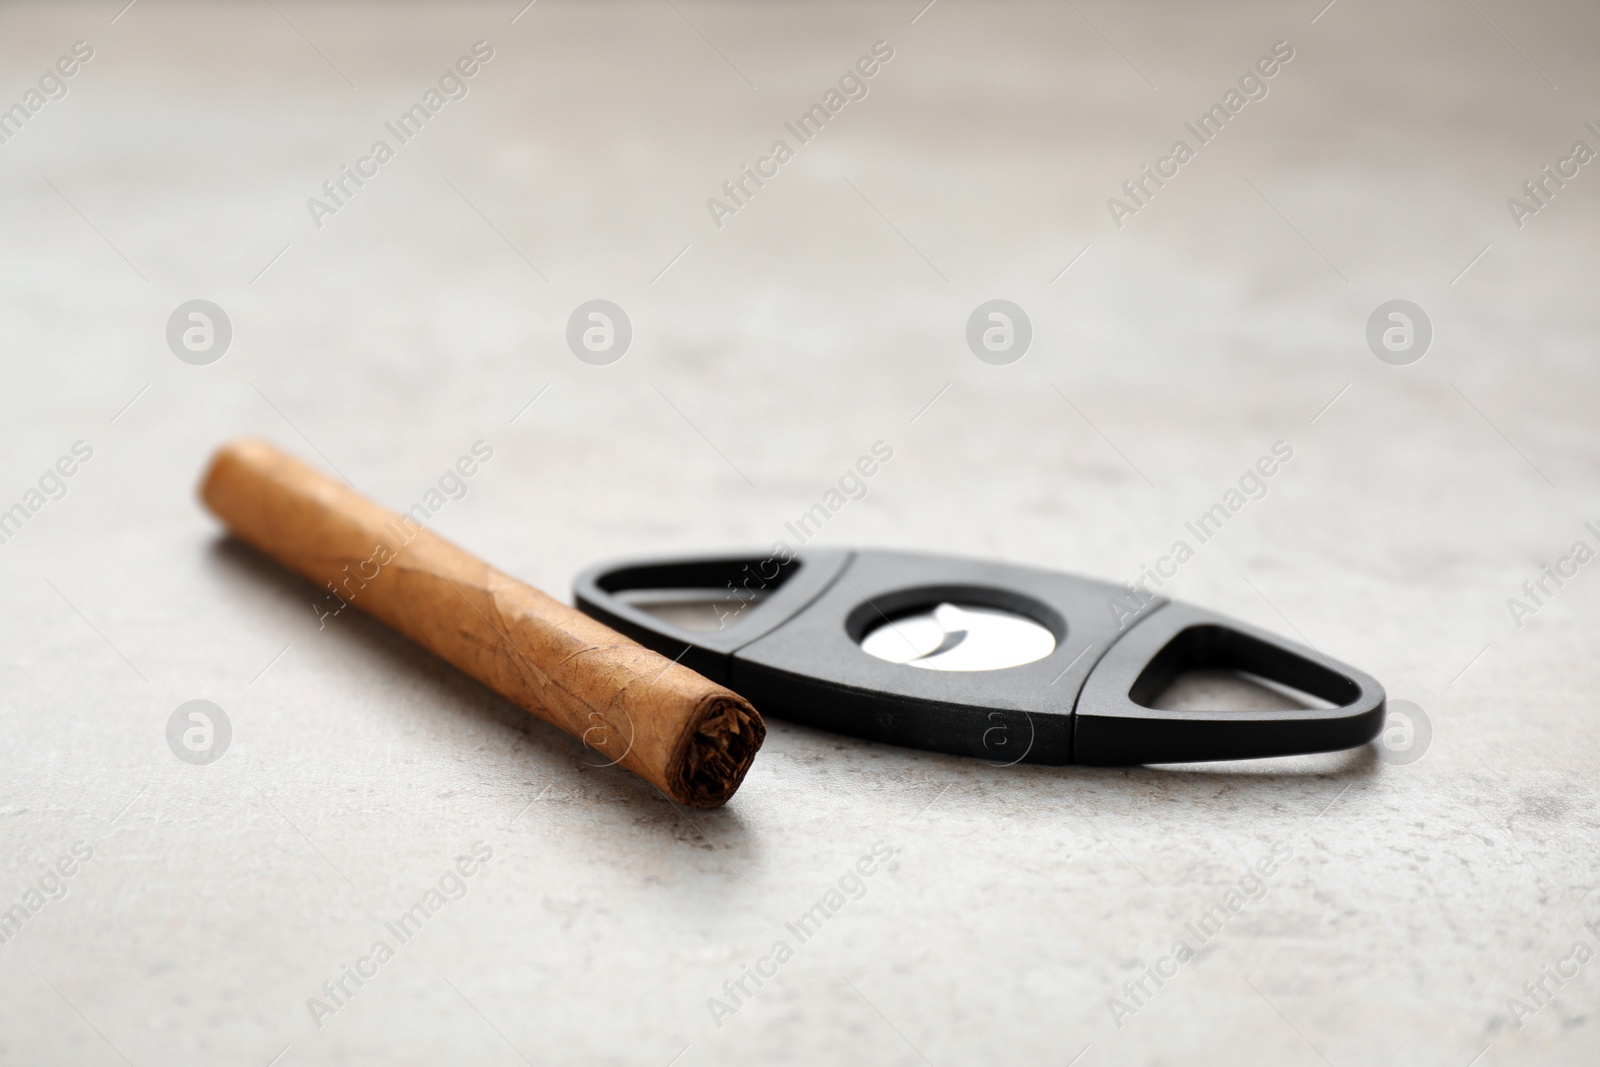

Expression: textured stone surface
xmin=0 ymin=2 xmax=1596 ymax=1064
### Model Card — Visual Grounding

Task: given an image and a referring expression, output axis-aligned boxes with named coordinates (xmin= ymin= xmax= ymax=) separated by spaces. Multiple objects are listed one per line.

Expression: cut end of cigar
xmin=672 ymin=693 xmax=766 ymax=808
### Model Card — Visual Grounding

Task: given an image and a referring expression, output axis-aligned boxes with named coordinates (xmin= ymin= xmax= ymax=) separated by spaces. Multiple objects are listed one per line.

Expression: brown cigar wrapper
xmin=199 ymin=438 xmax=764 ymax=807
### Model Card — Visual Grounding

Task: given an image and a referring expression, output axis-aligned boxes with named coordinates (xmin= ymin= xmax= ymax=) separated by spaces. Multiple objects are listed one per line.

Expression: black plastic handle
xmin=1073 ymin=602 xmax=1385 ymax=764
xmin=574 ymin=548 xmax=1387 ymax=766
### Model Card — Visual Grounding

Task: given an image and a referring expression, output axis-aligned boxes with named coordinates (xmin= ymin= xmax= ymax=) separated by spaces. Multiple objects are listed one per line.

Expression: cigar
xmin=198 ymin=438 xmax=764 ymax=808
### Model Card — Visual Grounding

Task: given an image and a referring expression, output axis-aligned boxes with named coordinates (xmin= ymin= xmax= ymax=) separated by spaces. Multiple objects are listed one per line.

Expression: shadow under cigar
xmin=205 ymin=534 xmax=755 ymax=837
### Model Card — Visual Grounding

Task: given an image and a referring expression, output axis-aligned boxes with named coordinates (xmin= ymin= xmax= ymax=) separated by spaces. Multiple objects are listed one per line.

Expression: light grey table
xmin=1 ymin=2 xmax=1596 ymax=1064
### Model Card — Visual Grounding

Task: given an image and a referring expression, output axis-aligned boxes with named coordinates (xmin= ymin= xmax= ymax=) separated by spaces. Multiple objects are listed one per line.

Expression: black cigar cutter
xmin=574 ymin=549 xmax=1385 ymax=765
